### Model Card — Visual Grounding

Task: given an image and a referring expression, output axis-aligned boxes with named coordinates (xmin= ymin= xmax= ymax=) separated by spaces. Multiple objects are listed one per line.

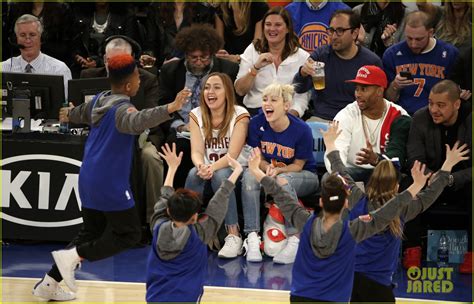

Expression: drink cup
xmin=312 ymin=62 xmax=325 ymax=90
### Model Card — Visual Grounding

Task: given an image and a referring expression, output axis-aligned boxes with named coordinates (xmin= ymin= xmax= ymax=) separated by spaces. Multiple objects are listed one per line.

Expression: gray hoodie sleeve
xmin=195 ymin=179 xmax=235 ymax=244
xmin=260 ymin=176 xmax=311 ymax=232
xmin=68 ymin=101 xmax=94 ymax=125
xmin=115 ymin=104 xmax=173 ymax=135
xmin=150 ymin=186 xmax=175 ymax=230
xmin=401 ymin=171 xmax=450 ymax=222
xmin=327 ymin=150 xmax=366 ymax=209
xmin=349 ymin=190 xmax=413 ymax=242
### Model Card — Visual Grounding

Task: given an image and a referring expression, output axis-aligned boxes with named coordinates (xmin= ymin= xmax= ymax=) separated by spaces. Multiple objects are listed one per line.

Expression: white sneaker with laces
xmin=243 ymin=232 xmax=263 ymax=262
xmin=273 ymin=235 xmax=300 ymax=264
xmin=218 ymin=234 xmax=243 ymax=258
xmin=32 ymin=274 xmax=76 ymax=301
xmin=52 ymin=247 xmax=81 ymax=292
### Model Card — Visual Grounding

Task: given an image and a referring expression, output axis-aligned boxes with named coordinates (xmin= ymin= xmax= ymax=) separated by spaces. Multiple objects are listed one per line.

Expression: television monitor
xmin=1 ymin=72 xmax=65 ymax=120
xmin=68 ymin=77 xmax=147 ymax=110
xmin=68 ymin=77 xmax=110 ymax=106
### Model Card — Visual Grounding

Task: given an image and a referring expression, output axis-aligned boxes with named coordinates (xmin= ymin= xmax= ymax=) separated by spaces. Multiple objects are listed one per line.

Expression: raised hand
xmin=441 ymin=141 xmax=470 ymax=172
xmin=321 ymin=121 xmax=341 ymax=152
xmin=411 ymin=160 xmax=431 ymax=188
xmin=158 ymin=143 xmax=183 ymax=170
xmin=227 ymin=154 xmax=243 ymax=173
xmin=248 ymin=147 xmax=262 ymax=172
xmin=168 ymin=88 xmax=191 ymax=113
xmin=197 ymin=164 xmax=213 ymax=180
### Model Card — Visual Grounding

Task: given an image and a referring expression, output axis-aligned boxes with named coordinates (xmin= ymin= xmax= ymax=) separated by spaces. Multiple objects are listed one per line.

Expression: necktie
xmin=25 ymin=64 xmax=33 ymax=73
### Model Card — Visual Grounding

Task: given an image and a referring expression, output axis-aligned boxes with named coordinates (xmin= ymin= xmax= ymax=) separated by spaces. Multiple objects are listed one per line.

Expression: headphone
xmin=101 ymin=35 xmax=142 ymax=60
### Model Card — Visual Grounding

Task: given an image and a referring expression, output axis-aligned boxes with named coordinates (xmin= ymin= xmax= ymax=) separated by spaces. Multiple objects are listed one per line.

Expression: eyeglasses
xmin=187 ymin=54 xmax=211 ymax=63
xmin=326 ymin=27 xmax=354 ymax=36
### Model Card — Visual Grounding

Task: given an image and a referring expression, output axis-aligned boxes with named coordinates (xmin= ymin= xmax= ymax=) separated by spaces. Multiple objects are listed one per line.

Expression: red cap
xmin=346 ymin=65 xmax=388 ymax=89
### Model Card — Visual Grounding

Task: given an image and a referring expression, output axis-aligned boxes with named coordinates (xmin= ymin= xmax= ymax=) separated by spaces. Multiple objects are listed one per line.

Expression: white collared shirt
xmin=305 ymin=0 xmax=328 ymax=11
xmin=2 ymin=52 xmax=72 ymax=98
xmin=236 ymin=44 xmax=311 ymax=117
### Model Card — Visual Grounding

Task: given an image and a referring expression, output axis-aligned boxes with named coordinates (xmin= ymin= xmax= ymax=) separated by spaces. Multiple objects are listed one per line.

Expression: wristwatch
xmin=448 ymin=174 xmax=454 ymax=187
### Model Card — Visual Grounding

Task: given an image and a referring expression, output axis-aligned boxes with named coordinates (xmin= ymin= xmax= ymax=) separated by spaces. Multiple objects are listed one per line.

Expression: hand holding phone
xmin=399 ymin=71 xmax=413 ymax=80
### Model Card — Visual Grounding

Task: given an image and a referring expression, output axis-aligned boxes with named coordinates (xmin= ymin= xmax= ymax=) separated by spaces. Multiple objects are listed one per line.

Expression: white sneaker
xmin=52 ymin=247 xmax=81 ymax=292
xmin=243 ymin=232 xmax=263 ymax=262
xmin=273 ymin=235 xmax=300 ymax=264
xmin=218 ymin=234 xmax=243 ymax=258
xmin=32 ymin=274 xmax=76 ymax=301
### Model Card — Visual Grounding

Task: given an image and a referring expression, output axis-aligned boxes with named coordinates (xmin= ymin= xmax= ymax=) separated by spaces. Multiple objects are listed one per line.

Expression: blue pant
xmin=185 ymin=167 xmax=238 ymax=226
xmin=241 ymin=169 xmax=319 ymax=234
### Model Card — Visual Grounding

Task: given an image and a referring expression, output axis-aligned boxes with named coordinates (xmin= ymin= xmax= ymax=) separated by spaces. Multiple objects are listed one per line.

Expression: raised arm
xmin=149 ymin=143 xmax=183 ymax=229
xmin=248 ymin=148 xmax=311 ymax=232
xmin=349 ymin=160 xmax=431 ymax=242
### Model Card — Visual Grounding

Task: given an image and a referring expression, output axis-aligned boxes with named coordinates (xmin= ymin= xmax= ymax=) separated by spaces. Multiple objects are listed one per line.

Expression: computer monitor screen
xmin=68 ymin=77 xmax=110 ymax=106
xmin=1 ymin=72 xmax=65 ymax=119
xmin=68 ymin=77 xmax=146 ymax=110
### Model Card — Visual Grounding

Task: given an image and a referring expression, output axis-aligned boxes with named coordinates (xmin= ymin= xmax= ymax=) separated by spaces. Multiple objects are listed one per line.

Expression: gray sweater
xmin=261 ymin=150 xmax=449 ymax=259
xmin=69 ymin=90 xmax=172 ymax=134
xmin=150 ymin=180 xmax=235 ymax=260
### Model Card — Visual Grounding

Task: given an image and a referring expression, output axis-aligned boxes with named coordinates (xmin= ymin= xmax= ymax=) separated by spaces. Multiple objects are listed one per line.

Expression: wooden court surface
xmin=2 ymin=277 xmax=468 ymax=303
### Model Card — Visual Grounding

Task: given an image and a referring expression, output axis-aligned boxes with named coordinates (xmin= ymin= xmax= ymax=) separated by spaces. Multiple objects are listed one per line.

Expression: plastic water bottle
xmin=59 ymin=102 xmax=69 ymax=134
xmin=437 ymin=231 xmax=449 ymax=267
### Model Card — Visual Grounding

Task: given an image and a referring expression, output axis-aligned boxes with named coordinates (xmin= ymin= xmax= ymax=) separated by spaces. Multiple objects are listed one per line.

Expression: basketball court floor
xmin=2 ymin=241 xmax=472 ymax=303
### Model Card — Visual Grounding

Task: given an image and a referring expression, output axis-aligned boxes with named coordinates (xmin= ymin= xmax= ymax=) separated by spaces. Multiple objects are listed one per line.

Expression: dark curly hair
xmin=174 ymin=23 xmax=224 ymax=55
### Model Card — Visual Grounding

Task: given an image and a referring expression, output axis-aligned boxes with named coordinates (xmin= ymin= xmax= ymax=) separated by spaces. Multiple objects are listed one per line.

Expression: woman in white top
xmin=234 ymin=6 xmax=310 ymax=117
xmin=185 ymin=72 xmax=250 ymax=259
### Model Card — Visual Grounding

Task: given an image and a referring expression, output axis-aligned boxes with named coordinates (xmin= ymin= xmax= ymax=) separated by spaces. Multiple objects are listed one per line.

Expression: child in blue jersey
xmin=146 ymin=143 xmax=243 ymax=303
xmin=322 ymin=126 xmax=468 ymax=303
xmin=245 ymin=120 xmax=461 ymax=303
xmin=33 ymin=54 xmax=188 ymax=301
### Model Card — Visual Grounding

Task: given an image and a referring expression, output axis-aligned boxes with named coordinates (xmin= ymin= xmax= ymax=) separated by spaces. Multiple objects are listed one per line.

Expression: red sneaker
xmin=403 ymin=246 xmax=422 ymax=269
xmin=459 ymin=252 xmax=473 ymax=274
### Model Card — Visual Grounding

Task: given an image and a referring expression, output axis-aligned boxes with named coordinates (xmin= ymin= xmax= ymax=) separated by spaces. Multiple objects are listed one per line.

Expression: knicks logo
xmin=299 ymin=23 xmax=330 ymax=52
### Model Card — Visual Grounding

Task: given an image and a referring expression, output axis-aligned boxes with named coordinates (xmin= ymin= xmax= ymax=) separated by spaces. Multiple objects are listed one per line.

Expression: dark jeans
xmin=48 ymin=206 xmax=141 ymax=282
xmin=351 ymin=272 xmax=395 ymax=303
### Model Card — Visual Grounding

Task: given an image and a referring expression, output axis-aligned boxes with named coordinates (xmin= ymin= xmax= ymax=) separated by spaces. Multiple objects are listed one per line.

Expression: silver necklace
xmin=362 ymin=106 xmax=386 ymax=146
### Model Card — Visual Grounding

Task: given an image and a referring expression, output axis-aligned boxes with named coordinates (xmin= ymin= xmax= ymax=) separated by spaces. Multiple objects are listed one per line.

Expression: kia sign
xmin=2 ymin=154 xmax=83 ymax=227
xmin=2 ymin=133 xmax=86 ymax=241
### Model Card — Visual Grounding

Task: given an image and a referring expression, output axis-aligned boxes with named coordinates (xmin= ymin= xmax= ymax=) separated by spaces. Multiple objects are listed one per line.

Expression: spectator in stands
xmin=215 ymin=1 xmax=269 ymax=63
xmin=235 ymin=6 xmax=310 ymax=117
xmin=140 ymin=1 xmax=215 ymax=69
xmin=1 ymin=14 xmax=72 ymax=97
xmin=185 ymin=72 xmax=250 ymax=259
xmin=406 ymin=80 xmax=472 ymax=273
xmin=5 ymin=1 xmax=74 ymax=66
xmin=383 ymin=11 xmax=459 ymax=115
xmin=285 ymin=0 xmax=350 ymax=53
xmin=158 ymin=24 xmax=239 ymax=188
xmin=293 ymin=9 xmax=381 ymax=122
xmin=417 ymin=0 xmax=471 ymax=52
xmin=70 ymin=1 xmax=139 ymax=77
xmin=242 ymin=83 xmax=318 ymax=264
xmin=449 ymin=46 xmax=472 ymax=103
xmin=353 ymin=1 xmax=412 ymax=58
xmin=325 ymin=65 xmax=410 ymax=183
xmin=79 ymin=36 xmax=164 ymax=234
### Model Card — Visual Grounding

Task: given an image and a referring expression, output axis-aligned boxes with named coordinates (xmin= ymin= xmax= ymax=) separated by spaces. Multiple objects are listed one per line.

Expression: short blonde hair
xmin=14 ymin=14 xmax=43 ymax=35
xmin=262 ymin=83 xmax=295 ymax=106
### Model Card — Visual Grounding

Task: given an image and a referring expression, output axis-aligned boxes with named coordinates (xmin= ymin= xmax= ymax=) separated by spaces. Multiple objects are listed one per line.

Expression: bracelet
xmin=253 ymin=64 xmax=260 ymax=71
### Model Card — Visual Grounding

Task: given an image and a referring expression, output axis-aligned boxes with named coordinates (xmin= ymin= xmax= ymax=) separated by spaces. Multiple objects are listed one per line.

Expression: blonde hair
xmin=262 ymin=83 xmax=294 ymax=106
xmin=220 ymin=1 xmax=252 ymax=36
xmin=200 ymin=73 xmax=237 ymax=143
xmin=436 ymin=2 xmax=471 ymax=47
xmin=366 ymin=160 xmax=403 ymax=238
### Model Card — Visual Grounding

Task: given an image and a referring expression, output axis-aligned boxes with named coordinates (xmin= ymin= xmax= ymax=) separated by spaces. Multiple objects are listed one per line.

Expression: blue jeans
xmin=185 ymin=167 xmax=238 ymax=226
xmin=241 ymin=169 xmax=319 ymax=234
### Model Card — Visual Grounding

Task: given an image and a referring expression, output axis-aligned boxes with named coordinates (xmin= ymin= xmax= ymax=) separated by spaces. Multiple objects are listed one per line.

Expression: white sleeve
xmin=235 ymin=44 xmax=257 ymax=82
xmin=324 ymin=108 xmax=353 ymax=172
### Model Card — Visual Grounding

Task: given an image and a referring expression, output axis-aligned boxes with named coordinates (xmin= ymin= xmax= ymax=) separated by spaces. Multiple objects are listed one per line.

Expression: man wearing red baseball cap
xmin=323 ymin=65 xmax=411 ymax=183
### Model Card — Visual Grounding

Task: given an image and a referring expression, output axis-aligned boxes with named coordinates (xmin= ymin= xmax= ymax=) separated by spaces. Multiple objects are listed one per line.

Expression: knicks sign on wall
xmin=299 ymin=23 xmax=330 ymax=52
xmin=1 ymin=154 xmax=83 ymax=228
